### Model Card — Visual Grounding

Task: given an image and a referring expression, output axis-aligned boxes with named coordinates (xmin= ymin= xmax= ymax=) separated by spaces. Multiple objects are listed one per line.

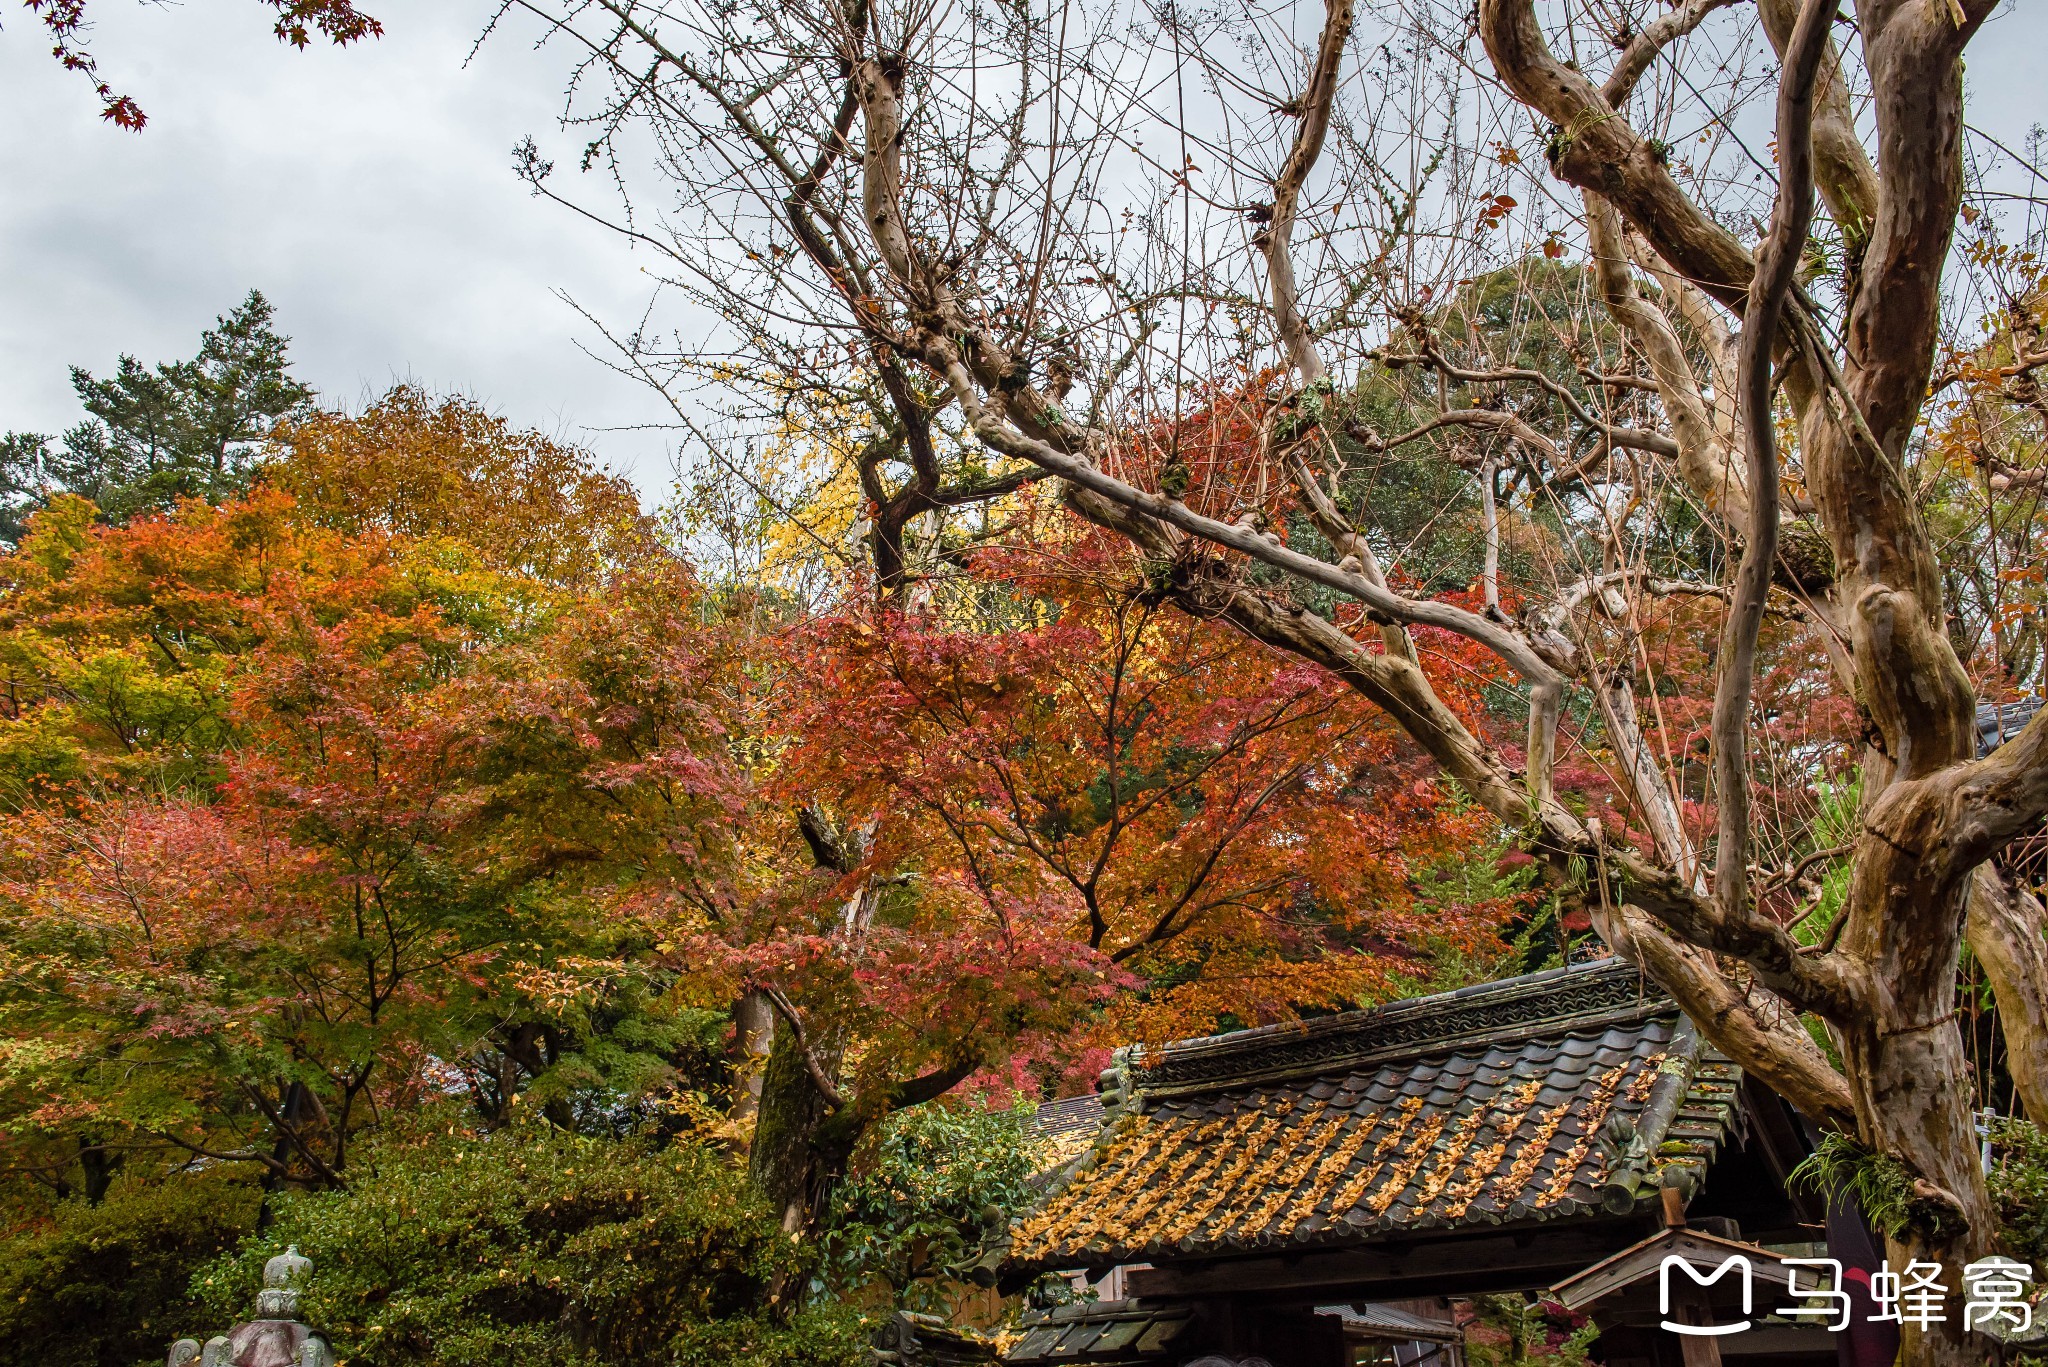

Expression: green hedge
xmin=0 ymin=1173 xmax=262 ymax=1367
xmin=194 ymin=1125 xmax=869 ymax=1367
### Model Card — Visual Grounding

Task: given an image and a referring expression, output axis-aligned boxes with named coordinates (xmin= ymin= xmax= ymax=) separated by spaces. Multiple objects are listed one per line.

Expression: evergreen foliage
xmin=1988 ymin=1117 xmax=2048 ymax=1268
xmin=195 ymin=1120 xmax=869 ymax=1367
xmin=0 ymin=1173 xmax=261 ymax=1367
xmin=0 ymin=292 xmax=311 ymax=537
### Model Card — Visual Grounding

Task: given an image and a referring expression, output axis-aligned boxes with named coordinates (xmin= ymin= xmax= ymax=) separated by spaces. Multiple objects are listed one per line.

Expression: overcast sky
xmin=0 ymin=0 xmax=691 ymax=497
xmin=2 ymin=1 xmax=2043 ymax=508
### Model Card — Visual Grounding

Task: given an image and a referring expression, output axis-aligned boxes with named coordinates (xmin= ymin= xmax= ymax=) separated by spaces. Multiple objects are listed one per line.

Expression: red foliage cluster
xmin=24 ymin=0 xmax=381 ymax=129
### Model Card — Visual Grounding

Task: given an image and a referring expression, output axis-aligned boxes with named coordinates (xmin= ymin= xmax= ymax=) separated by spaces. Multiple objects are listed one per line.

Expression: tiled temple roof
xmin=1316 ymin=1302 xmax=1463 ymax=1344
xmin=1003 ymin=1302 xmax=1197 ymax=1366
xmin=1029 ymin=1094 xmax=1108 ymax=1178
xmin=1002 ymin=959 xmax=1744 ymax=1275
xmin=1978 ymin=698 xmax=2042 ymax=756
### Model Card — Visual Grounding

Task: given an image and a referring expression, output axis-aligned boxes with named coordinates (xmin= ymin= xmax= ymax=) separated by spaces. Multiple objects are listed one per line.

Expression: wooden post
xmin=1668 ymin=1285 xmax=1725 ymax=1367
xmin=1660 ymin=1192 xmax=1721 ymax=1367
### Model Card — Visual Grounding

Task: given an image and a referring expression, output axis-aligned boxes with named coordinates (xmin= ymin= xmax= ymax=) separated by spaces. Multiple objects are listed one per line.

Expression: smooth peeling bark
xmin=1713 ymin=0 xmax=1828 ymax=933
xmin=1836 ymin=1004 xmax=1994 ymax=1366
xmin=1753 ymin=0 xmax=1880 ymax=256
xmin=730 ymin=989 xmax=776 ymax=1133
xmin=1596 ymin=900 xmax=1858 ymax=1124
xmin=1790 ymin=11 xmax=2009 ymax=1332
xmin=1832 ymin=775 xmax=2001 ymax=1361
xmin=1477 ymin=0 xmax=1757 ymax=310
xmin=1585 ymin=195 xmax=1750 ymax=529
xmin=1967 ymin=864 xmax=2048 ymax=1121
xmin=1799 ymin=0 xmax=1983 ymax=791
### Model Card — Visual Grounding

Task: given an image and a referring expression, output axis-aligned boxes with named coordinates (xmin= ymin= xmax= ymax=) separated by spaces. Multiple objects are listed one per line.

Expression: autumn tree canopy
xmin=0 ymin=353 xmax=1516 ymax=1337
xmin=499 ymin=0 xmax=2048 ymax=1358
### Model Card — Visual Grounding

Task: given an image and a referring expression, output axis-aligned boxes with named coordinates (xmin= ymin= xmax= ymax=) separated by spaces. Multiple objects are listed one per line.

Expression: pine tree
xmin=60 ymin=290 xmax=314 ymax=519
xmin=1 ymin=291 xmax=313 ymax=541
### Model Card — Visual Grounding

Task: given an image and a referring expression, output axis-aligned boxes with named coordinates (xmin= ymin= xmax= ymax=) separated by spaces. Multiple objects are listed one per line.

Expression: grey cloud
xmin=3 ymin=0 xmax=2041 ymax=513
xmin=0 ymin=0 xmax=689 ymax=499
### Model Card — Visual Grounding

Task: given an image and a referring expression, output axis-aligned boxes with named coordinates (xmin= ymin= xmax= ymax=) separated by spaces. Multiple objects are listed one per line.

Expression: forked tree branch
xmin=1601 ymin=0 xmax=1739 ymax=105
xmin=1371 ymin=344 xmax=1682 ymax=460
xmin=1921 ymin=708 xmax=2048 ymax=883
xmin=1752 ymin=0 xmax=1879 ymax=256
xmin=942 ymin=368 xmax=1566 ymax=690
xmin=1255 ymin=0 xmax=1418 ymax=666
xmin=1477 ymin=0 xmax=1755 ymax=313
xmin=1584 ymin=198 xmax=1751 ymax=528
xmin=1594 ymin=904 xmax=1857 ymax=1123
xmin=1966 ymin=864 xmax=2048 ymax=1120
xmin=953 ymin=384 xmax=1888 ymax=1022
xmin=759 ymin=984 xmax=846 ymax=1112
xmin=1260 ymin=0 xmax=1353 ymax=387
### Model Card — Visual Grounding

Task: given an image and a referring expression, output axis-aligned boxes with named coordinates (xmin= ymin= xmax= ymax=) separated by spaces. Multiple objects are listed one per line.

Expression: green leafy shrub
xmin=196 ymin=1122 xmax=868 ymax=1367
xmin=1792 ymin=1119 xmax=2048 ymax=1263
xmin=1789 ymin=1131 xmax=1919 ymax=1241
xmin=0 ymin=1172 xmax=261 ymax=1367
xmin=1461 ymin=1293 xmax=1599 ymax=1367
xmin=666 ymin=1308 xmax=876 ymax=1367
xmin=1789 ymin=1129 xmax=1976 ymax=1245
xmin=824 ymin=1097 xmax=1042 ymax=1311
xmin=1989 ymin=1116 xmax=2048 ymax=1266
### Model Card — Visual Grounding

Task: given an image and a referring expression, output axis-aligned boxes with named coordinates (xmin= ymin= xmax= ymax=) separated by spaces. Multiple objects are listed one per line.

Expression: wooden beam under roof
xmin=1124 ymin=1221 xmax=1653 ymax=1300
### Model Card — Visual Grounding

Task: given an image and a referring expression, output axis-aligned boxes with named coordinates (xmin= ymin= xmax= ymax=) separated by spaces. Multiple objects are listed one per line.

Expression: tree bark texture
xmin=730 ymin=989 xmax=776 ymax=1133
xmin=747 ymin=1019 xmax=849 ymax=1235
xmin=1967 ymin=865 xmax=2048 ymax=1122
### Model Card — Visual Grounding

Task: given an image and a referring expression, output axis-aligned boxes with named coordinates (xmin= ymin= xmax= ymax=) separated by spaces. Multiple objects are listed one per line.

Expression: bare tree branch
xmin=1711 ymin=0 xmax=1830 ymax=931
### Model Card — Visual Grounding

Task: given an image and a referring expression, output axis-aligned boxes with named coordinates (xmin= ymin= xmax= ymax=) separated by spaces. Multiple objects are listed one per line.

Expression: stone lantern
xmin=165 ymin=1245 xmax=332 ymax=1367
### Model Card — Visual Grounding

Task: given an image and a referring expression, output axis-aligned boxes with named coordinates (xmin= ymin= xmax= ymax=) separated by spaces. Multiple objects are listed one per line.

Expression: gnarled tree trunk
xmin=747 ymin=1016 xmax=850 ymax=1235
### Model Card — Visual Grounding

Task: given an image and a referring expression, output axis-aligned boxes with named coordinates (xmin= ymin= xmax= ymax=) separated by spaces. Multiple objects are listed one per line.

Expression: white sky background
xmin=0 ymin=0 xmax=695 ymax=499
xmin=1 ymin=0 xmax=2043 ymax=510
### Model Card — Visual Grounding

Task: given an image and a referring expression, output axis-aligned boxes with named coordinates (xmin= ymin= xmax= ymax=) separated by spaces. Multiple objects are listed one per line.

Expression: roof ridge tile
xmin=1127 ymin=959 xmax=1665 ymax=1102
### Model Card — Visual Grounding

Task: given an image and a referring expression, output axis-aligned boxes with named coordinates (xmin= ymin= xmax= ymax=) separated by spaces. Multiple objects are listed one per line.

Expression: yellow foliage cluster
xmin=269 ymin=385 xmax=656 ymax=590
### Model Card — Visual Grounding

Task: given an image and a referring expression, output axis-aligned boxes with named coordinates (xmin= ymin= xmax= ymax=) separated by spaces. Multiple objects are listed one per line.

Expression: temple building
xmin=956 ymin=958 xmax=1839 ymax=1367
